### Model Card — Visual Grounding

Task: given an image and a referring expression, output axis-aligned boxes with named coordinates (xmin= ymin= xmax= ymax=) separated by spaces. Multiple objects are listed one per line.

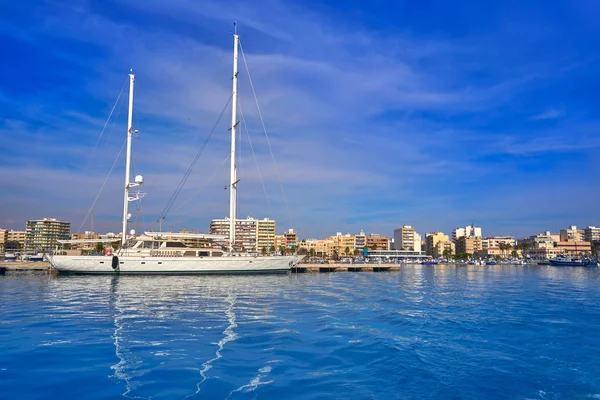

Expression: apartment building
xmin=425 ymin=232 xmax=449 ymax=256
xmin=25 ymin=218 xmax=70 ymax=251
xmin=455 ymin=236 xmax=483 ymax=254
xmin=394 ymin=225 xmax=416 ymax=251
xmin=257 ymin=218 xmax=276 ymax=251
xmin=210 ymin=216 xmax=276 ymax=252
xmin=584 ymin=226 xmax=600 ymax=242
xmin=433 ymin=240 xmax=455 ymax=258
xmin=366 ymin=233 xmax=389 ymax=250
xmin=354 ymin=231 xmax=367 ymax=251
xmin=283 ymin=229 xmax=298 ymax=248
xmin=6 ymin=230 xmax=26 ymax=250
xmin=560 ymin=225 xmax=585 ymax=242
xmin=452 ymin=224 xmax=482 ymax=241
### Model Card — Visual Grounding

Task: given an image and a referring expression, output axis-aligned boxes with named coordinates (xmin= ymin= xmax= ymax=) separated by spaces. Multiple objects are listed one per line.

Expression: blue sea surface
xmin=1 ymin=265 xmax=600 ymax=399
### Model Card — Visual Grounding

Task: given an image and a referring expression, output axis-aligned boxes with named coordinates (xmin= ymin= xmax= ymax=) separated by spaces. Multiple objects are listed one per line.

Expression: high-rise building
xmin=354 ymin=230 xmax=366 ymax=251
xmin=257 ymin=218 xmax=276 ymax=251
xmin=283 ymin=229 xmax=298 ymax=248
xmin=366 ymin=233 xmax=389 ymax=250
xmin=25 ymin=218 xmax=70 ymax=251
xmin=394 ymin=225 xmax=416 ymax=251
xmin=414 ymin=233 xmax=422 ymax=252
xmin=210 ymin=216 xmax=276 ymax=252
xmin=425 ymin=232 xmax=449 ymax=256
xmin=584 ymin=226 xmax=600 ymax=242
xmin=560 ymin=225 xmax=585 ymax=242
xmin=452 ymin=224 xmax=482 ymax=241
xmin=6 ymin=230 xmax=26 ymax=250
xmin=455 ymin=236 xmax=483 ymax=255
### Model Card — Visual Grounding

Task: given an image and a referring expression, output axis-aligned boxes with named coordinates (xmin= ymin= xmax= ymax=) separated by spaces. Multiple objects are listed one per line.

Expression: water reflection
xmin=3 ymin=267 xmax=600 ymax=399
xmin=47 ymin=274 xmax=286 ymax=399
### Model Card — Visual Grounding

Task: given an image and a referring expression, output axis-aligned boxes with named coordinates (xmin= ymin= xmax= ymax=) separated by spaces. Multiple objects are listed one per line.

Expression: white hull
xmin=47 ymin=254 xmax=303 ymax=275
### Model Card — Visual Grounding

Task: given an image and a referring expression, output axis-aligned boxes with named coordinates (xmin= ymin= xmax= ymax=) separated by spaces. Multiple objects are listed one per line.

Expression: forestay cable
xmin=239 ymin=39 xmax=295 ymax=229
xmin=159 ymin=94 xmax=233 ymax=222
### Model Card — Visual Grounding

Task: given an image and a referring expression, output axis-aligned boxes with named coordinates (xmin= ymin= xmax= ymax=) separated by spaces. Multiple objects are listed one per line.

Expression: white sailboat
xmin=47 ymin=33 xmax=303 ymax=275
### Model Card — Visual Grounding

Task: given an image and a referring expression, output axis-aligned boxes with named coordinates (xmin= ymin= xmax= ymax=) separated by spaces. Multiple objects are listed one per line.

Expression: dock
xmin=2 ymin=261 xmax=53 ymax=273
xmin=293 ymin=263 xmax=401 ymax=273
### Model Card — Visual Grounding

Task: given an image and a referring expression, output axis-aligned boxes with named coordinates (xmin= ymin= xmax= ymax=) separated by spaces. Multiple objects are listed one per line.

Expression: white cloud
xmin=530 ymin=108 xmax=565 ymax=120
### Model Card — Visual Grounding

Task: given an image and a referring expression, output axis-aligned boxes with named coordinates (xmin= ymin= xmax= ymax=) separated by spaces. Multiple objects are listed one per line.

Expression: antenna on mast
xmin=233 ymin=21 xmax=237 ymax=34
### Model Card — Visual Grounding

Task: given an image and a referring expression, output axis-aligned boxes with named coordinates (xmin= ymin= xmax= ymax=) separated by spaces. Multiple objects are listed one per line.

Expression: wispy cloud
xmin=530 ymin=108 xmax=565 ymax=120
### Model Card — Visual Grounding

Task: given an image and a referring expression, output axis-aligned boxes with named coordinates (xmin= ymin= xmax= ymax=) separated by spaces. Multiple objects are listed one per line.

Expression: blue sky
xmin=1 ymin=0 xmax=599 ymax=239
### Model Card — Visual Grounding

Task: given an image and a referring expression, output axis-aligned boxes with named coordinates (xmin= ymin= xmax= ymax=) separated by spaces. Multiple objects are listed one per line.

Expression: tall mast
xmin=229 ymin=33 xmax=239 ymax=252
xmin=121 ymin=72 xmax=135 ymax=248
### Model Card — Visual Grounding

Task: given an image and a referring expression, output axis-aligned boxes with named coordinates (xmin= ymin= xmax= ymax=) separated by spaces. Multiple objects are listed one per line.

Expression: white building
xmin=452 ymin=224 xmax=482 ymax=241
xmin=482 ymin=236 xmax=515 ymax=249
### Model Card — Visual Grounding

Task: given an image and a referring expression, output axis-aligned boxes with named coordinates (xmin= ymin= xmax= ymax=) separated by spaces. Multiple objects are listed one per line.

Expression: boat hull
xmin=47 ymin=254 xmax=303 ymax=275
xmin=549 ymin=260 xmax=597 ymax=267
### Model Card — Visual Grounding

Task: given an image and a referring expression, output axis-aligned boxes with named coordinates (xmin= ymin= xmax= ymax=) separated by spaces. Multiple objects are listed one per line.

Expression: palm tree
xmin=261 ymin=246 xmax=267 ymax=256
xmin=498 ymin=242 xmax=506 ymax=257
xmin=344 ymin=246 xmax=350 ymax=257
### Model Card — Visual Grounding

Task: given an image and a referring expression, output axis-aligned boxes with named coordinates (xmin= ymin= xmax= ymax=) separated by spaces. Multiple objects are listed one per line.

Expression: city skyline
xmin=1 ymin=1 xmax=600 ymax=238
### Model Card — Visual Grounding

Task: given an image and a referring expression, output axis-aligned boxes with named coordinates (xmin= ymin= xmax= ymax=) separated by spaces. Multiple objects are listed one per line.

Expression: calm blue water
xmin=1 ymin=265 xmax=600 ymax=399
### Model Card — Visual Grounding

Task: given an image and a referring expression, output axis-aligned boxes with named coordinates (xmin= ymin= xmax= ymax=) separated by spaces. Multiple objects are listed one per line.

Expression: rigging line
xmin=84 ymin=77 xmax=129 ymax=171
xmin=238 ymin=97 xmax=272 ymax=216
xmin=239 ymin=40 xmax=295 ymax=229
xmin=159 ymin=94 xmax=233 ymax=221
xmin=172 ymin=153 xmax=231 ymax=214
xmin=78 ymin=138 xmax=128 ymax=233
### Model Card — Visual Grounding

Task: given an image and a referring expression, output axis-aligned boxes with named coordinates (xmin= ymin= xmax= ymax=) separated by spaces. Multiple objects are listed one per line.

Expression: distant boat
xmin=485 ymin=260 xmax=497 ymax=265
xmin=549 ymin=255 xmax=596 ymax=267
xmin=24 ymin=253 xmax=44 ymax=262
xmin=4 ymin=253 xmax=17 ymax=262
xmin=422 ymin=260 xmax=438 ymax=265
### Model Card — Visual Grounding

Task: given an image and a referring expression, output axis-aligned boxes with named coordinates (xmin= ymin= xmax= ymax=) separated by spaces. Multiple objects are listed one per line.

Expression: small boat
xmin=549 ymin=255 xmax=596 ymax=267
xmin=422 ymin=260 xmax=438 ymax=265
xmin=25 ymin=253 xmax=45 ymax=262
xmin=485 ymin=260 xmax=497 ymax=265
xmin=4 ymin=253 xmax=17 ymax=262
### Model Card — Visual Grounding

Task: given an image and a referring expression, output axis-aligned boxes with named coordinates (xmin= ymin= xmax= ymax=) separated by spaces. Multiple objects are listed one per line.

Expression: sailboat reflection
xmin=83 ymin=274 xmax=282 ymax=398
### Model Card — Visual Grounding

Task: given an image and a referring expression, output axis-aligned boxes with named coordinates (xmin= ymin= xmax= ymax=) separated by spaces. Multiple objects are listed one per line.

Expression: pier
xmin=293 ymin=263 xmax=401 ymax=273
xmin=2 ymin=261 xmax=53 ymax=273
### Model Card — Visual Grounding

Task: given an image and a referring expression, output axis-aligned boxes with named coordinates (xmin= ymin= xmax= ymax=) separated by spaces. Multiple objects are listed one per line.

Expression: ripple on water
xmin=1 ymin=267 xmax=600 ymax=399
